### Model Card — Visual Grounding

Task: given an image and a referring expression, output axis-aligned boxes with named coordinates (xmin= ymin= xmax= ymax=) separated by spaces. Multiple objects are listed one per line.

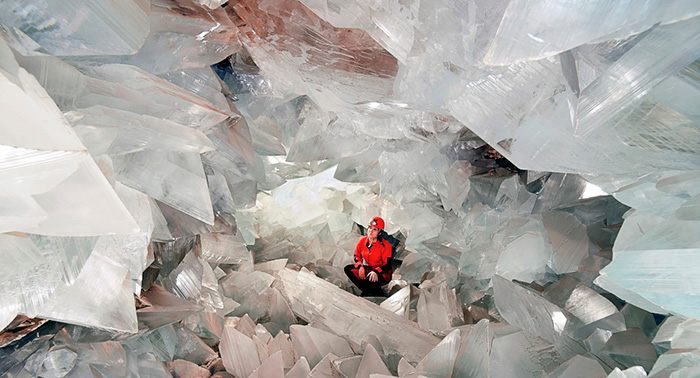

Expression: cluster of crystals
xmin=1 ymin=0 xmax=700 ymax=377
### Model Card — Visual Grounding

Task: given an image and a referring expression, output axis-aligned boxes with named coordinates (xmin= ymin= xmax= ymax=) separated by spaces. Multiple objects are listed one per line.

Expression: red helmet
xmin=368 ymin=216 xmax=385 ymax=230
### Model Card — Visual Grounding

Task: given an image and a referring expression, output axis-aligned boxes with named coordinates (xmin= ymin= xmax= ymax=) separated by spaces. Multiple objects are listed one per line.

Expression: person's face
xmin=367 ymin=225 xmax=381 ymax=239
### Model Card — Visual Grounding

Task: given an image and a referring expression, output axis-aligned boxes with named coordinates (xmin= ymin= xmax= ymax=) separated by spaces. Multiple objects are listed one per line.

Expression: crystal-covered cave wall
xmin=2 ymin=0 xmax=700 ymax=377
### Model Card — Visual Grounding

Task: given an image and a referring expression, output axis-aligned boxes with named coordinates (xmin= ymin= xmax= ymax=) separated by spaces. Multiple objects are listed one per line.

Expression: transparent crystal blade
xmin=220 ymin=324 xmax=261 ymax=378
xmin=0 ymin=0 xmax=150 ymax=56
xmin=276 ymin=268 xmax=440 ymax=365
xmin=37 ymin=251 xmax=138 ymax=332
xmin=484 ymin=0 xmax=700 ymax=65
xmin=112 ymin=150 xmax=214 ymax=225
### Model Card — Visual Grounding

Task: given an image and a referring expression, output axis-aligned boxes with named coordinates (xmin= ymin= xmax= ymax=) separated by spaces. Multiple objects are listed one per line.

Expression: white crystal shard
xmin=172 ymin=325 xmax=217 ymax=364
xmin=440 ymin=161 xmax=473 ymax=212
xmin=207 ymin=168 xmax=237 ymax=215
xmin=234 ymin=314 xmax=257 ymax=338
xmin=103 ymin=0 xmax=240 ymax=75
xmin=237 ymin=104 xmax=287 ymax=156
xmin=489 ymin=330 xmax=567 ymax=377
xmin=626 ymin=193 xmax=700 ymax=252
xmin=0 ymin=234 xmax=56 ymax=329
xmin=268 ymin=331 xmax=295 ymax=370
xmin=601 ymin=329 xmax=657 ymax=372
xmin=14 ymin=54 xmax=229 ymax=131
xmin=453 ymin=319 xmax=491 ymax=378
xmin=137 ymin=284 xmax=202 ymax=330
xmin=68 ymin=106 xmax=216 ymax=156
xmin=493 ymin=275 xmax=569 ymax=343
xmin=612 ymin=177 xmax=688 ymax=219
xmin=593 ymin=274 xmax=669 ymax=316
xmin=596 ymin=245 xmax=700 ymax=319
xmin=95 ymin=182 xmax=153 ymax=293
xmin=355 ymin=344 xmax=391 ymax=378
xmin=248 ymin=350 xmax=284 ymax=378
xmin=484 ymin=0 xmax=700 ymax=65
xmin=0 ymin=54 xmax=82 ymax=152
xmin=0 ymin=0 xmax=150 ymax=56
xmin=126 ymin=324 xmax=179 ymax=363
xmin=36 ymin=347 xmax=77 ymax=377
xmin=670 ymin=319 xmax=700 ymax=349
xmin=656 ymin=171 xmax=700 ymax=199
xmin=298 ymin=0 xmax=416 ymax=64
xmin=0 ymin=37 xmax=137 ymax=236
xmin=417 ymin=289 xmax=451 ymax=334
xmin=135 ymin=352 xmax=171 ymax=377
xmin=648 ymin=349 xmax=700 ymax=377
xmin=290 ymin=325 xmax=353 ymax=369
xmin=333 ymin=355 xmax=362 ymax=378
xmin=255 ymin=259 xmax=289 ymax=274
xmin=543 ymin=277 xmax=624 ymax=340
xmin=198 ymin=254 xmax=225 ymax=311
xmin=21 ymin=155 xmax=140 ymax=236
xmin=159 ymin=68 xmax=231 ymax=114
xmin=267 ymin=288 xmax=296 ymax=334
xmin=612 ymin=210 xmax=666 ymax=254
xmin=38 ymin=251 xmax=137 ymax=332
xmin=221 ymin=270 xmax=275 ymax=299
xmin=276 ymin=268 xmax=440 ymax=365
xmin=495 ymin=227 xmax=551 ymax=282
xmin=307 ymin=352 xmax=339 ymax=378
xmin=163 ymin=251 xmax=204 ymax=303
xmin=286 ymin=356 xmax=311 ymax=378
xmin=380 ymin=285 xmax=411 ymax=317
xmin=233 ymin=0 xmax=396 ymax=111
xmin=542 ymin=211 xmax=590 ymax=274
xmin=576 ymin=18 xmax=700 ymax=137
xmin=112 ymin=150 xmax=214 ymax=225
xmin=415 ymin=329 xmax=460 ymax=378
xmin=546 ymin=355 xmax=607 ymax=378
xmin=220 ymin=324 xmax=261 ymax=378
xmin=199 ymin=233 xmax=251 ymax=265
xmin=652 ymin=316 xmax=685 ymax=353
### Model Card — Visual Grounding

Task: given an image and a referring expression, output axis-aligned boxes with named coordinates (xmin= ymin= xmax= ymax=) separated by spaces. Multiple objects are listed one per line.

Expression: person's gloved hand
xmin=368 ymin=271 xmax=378 ymax=282
xmin=358 ymin=265 xmax=366 ymax=280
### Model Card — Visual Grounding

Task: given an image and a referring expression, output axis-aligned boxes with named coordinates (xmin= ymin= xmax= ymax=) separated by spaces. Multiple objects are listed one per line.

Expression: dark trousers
xmin=344 ymin=264 xmax=389 ymax=296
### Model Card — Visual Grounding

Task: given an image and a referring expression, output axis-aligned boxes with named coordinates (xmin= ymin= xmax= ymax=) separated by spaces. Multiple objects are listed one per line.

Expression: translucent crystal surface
xmin=289 ymin=325 xmax=353 ymax=369
xmin=355 ymin=344 xmax=391 ymax=378
xmin=3 ymin=0 xmax=700 ymax=376
xmin=601 ymin=328 xmax=657 ymax=372
xmin=596 ymin=247 xmax=700 ymax=318
xmin=414 ymin=329 xmax=460 ymax=377
xmin=493 ymin=275 xmax=569 ymax=343
xmin=276 ymin=268 xmax=440 ymax=365
xmin=547 ymin=355 xmax=607 ymax=378
xmin=37 ymin=251 xmax=137 ymax=332
xmin=0 ymin=37 xmax=138 ymax=236
xmin=113 ymin=150 xmax=215 ymax=225
xmin=489 ymin=329 xmax=569 ymax=377
xmin=220 ymin=323 xmax=261 ymax=377
xmin=0 ymin=0 xmax=150 ymax=56
xmin=453 ymin=319 xmax=491 ymax=378
xmin=484 ymin=0 xmax=700 ymax=65
xmin=137 ymin=284 xmax=202 ymax=330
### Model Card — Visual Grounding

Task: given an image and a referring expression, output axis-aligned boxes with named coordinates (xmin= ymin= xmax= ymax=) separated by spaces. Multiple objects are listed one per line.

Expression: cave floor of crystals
xmin=2 ymin=0 xmax=700 ymax=377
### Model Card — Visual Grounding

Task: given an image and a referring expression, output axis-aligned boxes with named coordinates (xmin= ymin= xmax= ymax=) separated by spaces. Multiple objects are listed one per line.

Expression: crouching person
xmin=344 ymin=216 xmax=393 ymax=297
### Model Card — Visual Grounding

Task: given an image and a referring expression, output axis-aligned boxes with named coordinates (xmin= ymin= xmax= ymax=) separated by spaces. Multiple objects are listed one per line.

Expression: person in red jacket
xmin=344 ymin=216 xmax=393 ymax=297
